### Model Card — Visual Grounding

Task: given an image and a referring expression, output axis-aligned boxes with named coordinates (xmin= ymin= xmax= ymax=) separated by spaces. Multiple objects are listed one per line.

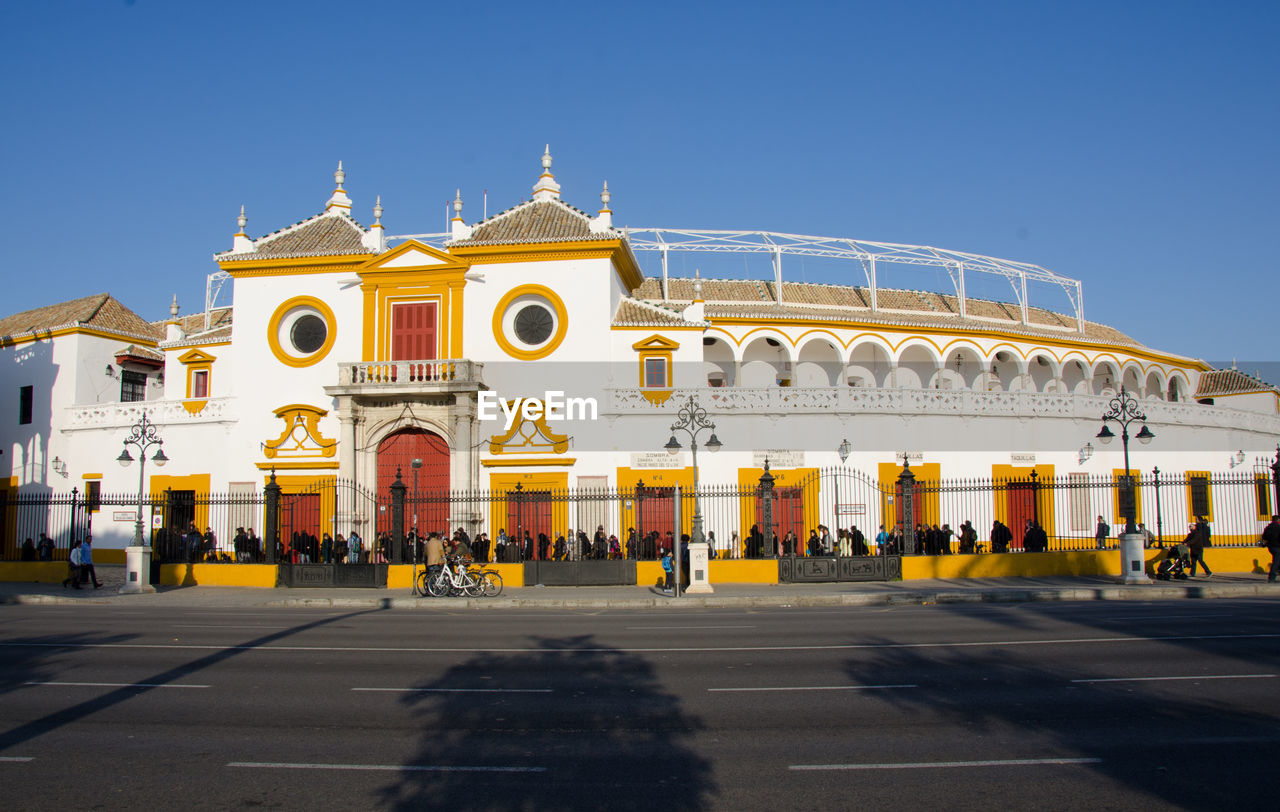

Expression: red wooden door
xmin=377 ymin=429 xmax=450 ymax=536
xmin=392 ymin=302 xmax=437 ymax=361
xmin=1005 ymin=482 xmax=1034 ymax=551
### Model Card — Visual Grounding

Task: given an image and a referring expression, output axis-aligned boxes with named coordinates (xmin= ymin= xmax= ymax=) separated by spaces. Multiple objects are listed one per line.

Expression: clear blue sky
xmin=2 ymin=0 xmax=1276 ymax=371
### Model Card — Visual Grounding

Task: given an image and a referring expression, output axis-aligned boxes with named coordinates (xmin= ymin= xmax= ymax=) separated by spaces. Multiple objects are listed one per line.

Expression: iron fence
xmin=2 ymin=464 xmax=1276 ymax=562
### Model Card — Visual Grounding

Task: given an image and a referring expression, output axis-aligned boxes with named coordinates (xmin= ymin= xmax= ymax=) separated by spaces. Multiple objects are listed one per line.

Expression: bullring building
xmin=2 ymin=148 xmax=1277 ymax=561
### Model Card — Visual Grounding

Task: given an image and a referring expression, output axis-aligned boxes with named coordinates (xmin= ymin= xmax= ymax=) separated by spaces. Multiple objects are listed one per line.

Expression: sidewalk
xmin=1 ymin=565 xmax=1277 ymax=609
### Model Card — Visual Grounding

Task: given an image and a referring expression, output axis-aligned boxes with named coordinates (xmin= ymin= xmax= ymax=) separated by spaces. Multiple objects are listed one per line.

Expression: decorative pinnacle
xmin=600 ymin=180 xmax=610 ymax=209
xmin=453 ymin=189 xmax=464 ymax=217
xmin=170 ymin=294 xmax=179 ymax=318
xmin=236 ymin=205 xmax=247 ymax=233
xmin=334 ymin=161 xmax=346 ymax=189
xmin=541 ymin=145 xmax=552 ymax=174
xmin=373 ymin=195 xmax=383 ymax=224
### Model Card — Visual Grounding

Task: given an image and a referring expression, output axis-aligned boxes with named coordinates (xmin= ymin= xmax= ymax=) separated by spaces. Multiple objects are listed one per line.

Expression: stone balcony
xmin=607 ymin=387 xmax=1280 ymax=434
xmin=64 ymin=397 xmax=236 ymax=430
xmin=324 ymin=359 xmax=485 ymax=399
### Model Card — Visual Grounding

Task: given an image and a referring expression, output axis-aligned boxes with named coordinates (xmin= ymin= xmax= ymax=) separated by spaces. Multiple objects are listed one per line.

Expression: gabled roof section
xmin=215 ymin=210 xmax=373 ymax=262
xmin=1195 ymin=368 xmax=1279 ymax=398
xmin=613 ymin=297 xmax=709 ymax=328
xmin=447 ymin=198 xmax=619 ymax=247
xmin=0 ymin=293 xmax=160 ymax=344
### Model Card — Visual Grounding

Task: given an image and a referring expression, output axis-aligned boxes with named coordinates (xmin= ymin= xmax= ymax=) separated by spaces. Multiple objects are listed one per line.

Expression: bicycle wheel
xmin=426 ymin=571 xmax=449 ymax=597
xmin=480 ymin=570 xmax=503 ymax=598
xmin=415 ymin=569 xmax=430 ymax=596
xmin=462 ymin=574 xmax=485 ymax=598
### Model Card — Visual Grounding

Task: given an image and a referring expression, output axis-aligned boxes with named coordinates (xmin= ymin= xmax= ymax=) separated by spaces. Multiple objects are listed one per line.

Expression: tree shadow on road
xmin=379 ymin=634 xmax=715 ymax=811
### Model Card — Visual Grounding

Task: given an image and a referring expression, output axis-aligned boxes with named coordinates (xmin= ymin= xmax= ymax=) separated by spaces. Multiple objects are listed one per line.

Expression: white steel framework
xmin=389 ymin=229 xmax=1087 ymax=333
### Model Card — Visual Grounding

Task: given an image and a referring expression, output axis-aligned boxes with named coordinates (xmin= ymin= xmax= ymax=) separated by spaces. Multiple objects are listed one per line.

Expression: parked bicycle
xmin=417 ymin=556 xmax=502 ymax=598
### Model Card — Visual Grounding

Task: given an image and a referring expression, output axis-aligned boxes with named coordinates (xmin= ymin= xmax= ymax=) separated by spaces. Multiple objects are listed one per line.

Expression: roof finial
xmin=693 ymin=267 xmax=703 ymax=301
xmin=600 ymin=180 xmax=611 ymax=210
xmin=453 ymin=189 xmax=464 ymax=220
xmin=236 ymin=205 xmax=247 ymax=235
xmin=232 ymin=205 xmax=254 ymax=252
xmin=373 ymin=195 xmax=383 ymax=225
xmin=532 ymin=145 xmax=561 ymax=201
xmin=326 ymin=160 xmax=352 ymax=212
xmin=170 ymin=294 xmax=179 ymax=318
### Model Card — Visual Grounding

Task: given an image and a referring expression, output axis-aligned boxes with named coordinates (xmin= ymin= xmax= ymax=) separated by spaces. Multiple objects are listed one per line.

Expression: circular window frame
xmin=492 ymin=285 xmax=568 ymax=360
xmin=267 ymin=296 xmax=337 ymax=368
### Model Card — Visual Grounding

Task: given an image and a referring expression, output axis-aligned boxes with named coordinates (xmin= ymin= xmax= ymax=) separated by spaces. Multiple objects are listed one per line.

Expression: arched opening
xmin=796 ymin=339 xmax=842 ymax=386
xmin=991 ymin=351 xmax=1021 ymax=392
xmin=1094 ymin=362 xmax=1119 ymax=396
xmin=940 ymin=347 xmax=981 ymax=390
xmin=896 ymin=344 xmax=937 ymax=389
xmin=1028 ymin=353 xmax=1056 ymax=392
xmin=1168 ymin=376 xmax=1183 ymax=402
xmin=846 ymin=342 xmax=891 ymax=388
xmin=741 ymin=336 xmax=792 ymax=387
xmin=703 ymin=336 xmax=735 ymax=387
xmin=377 ymin=428 xmax=450 ymax=535
xmin=1145 ymin=370 xmax=1166 ymax=400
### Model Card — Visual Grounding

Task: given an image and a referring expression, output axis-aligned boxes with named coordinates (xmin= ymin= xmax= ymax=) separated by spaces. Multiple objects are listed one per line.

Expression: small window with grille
xmin=120 ymin=370 xmax=147 ymax=403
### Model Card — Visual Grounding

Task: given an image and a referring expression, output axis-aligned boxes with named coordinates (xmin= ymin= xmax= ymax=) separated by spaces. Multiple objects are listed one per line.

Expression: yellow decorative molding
xmin=481 ymin=457 xmax=579 ymax=468
xmin=81 ymin=472 xmax=103 ymax=480
xmin=182 ymin=399 xmax=208 ymax=415
xmin=254 ymin=461 xmax=341 ymax=470
xmin=266 ymin=296 xmax=337 ymax=368
xmin=449 ymin=239 xmax=643 ymax=292
xmin=264 ymin=404 xmax=338 ymax=459
xmin=219 ymin=255 xmax=372 ymax=277
xmin=487 ymin=406 xmax=570 ymax=455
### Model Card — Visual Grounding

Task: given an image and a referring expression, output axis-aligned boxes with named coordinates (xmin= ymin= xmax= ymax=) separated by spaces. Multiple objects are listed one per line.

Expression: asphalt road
xmin=1 ymin=598 xmax=1278 ymax=810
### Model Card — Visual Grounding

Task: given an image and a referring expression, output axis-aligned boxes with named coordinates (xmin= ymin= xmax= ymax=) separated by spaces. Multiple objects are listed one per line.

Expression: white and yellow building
xmin=4 ymin=148 xmax=1279 ymax=554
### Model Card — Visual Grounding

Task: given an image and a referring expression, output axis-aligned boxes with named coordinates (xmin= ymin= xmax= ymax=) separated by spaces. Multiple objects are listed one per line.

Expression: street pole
xmin=664 ymin=394 xmax=722 ymax=595
xmin=1096 ymin=387 xmax=1154 ymax=584
xmin=116 ymin=412 xmax=168 ymax=594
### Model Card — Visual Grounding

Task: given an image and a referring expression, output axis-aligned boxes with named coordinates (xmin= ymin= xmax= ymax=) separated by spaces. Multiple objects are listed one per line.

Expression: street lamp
xmin=117 ymin=412 xmax=168 ymax=594
xmin=837 ymin=438 xmax=852 ymax=464
xmin=410 ymin=458 xmax=422 ymax=532
xmin=664 ymin=394 xmax=722 ymax=596
xmin=1095 ymin=387 xmax=1154 ymax=585
xmin=1095 ymin=387 xmax=1154 ymax=535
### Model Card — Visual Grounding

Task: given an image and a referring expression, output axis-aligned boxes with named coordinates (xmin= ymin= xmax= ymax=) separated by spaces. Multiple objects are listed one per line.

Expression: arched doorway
xmin=376 ymin=428 xmax=450 ymax=536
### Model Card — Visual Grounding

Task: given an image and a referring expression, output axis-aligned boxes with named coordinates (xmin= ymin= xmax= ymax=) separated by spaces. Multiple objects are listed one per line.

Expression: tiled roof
xmin=1195 ymin=368 xmax=1278 ymax=397
xmin=115 ymin=344 xmax=164 ymax=363
xmin=152 ymin=307 xmax=233 ymax=336
xmin=0 ymin=293 xmax=160 ymax=342
xmin=163 ymin=325 xmax=233 ymax=349
xmin=448 ymin=199 xmax=618 ymax=246
xmin=613 ymin=298 xmax=708 ymax=327
xmin=215 ymin=211 xmax=372 ymax=262
xmin=633 ymin=276 xmax=1145 ymax=348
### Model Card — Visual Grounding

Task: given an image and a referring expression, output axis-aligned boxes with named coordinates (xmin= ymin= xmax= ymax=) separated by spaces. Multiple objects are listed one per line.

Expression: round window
xmin=514 ymin=304 xmax=554 ymax=346
xmin=290 ymin=314 xmax=328 ymax=354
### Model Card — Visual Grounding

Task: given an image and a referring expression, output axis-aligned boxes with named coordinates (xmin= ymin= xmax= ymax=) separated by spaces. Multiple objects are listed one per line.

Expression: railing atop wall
xmin=338 ymin=360 xmax=483 ymax=387
xmin=64 ymin=397 xmax=235 ymax=429
xmin=607 ymin=387 xmax=1280 ymax=433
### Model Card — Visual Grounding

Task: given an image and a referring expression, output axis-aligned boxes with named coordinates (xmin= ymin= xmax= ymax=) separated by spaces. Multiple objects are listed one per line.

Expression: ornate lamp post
xmin=116 ymin=412 xmax=168 ymax=594
xmin=1094 ymin=387 xmax=1153 ymax=584
xmin=664 ymin=395 xmax=722 ymax=595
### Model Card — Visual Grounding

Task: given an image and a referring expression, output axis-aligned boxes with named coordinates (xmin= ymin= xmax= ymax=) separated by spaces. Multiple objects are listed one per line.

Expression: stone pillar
xmin=390 ymin=469 xmax=406 ymax=565
xmin=263 ymin=471 xmax=280 ymax=565
xmin=452 ymin=392 xmax=478 ymax=531
xmin=686 ymin=542 xmax=713 ymax=594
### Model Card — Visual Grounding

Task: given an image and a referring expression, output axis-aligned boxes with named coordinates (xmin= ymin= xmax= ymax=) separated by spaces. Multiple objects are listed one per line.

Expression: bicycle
xmin=417 ymin=556 xmax=503 ymax=598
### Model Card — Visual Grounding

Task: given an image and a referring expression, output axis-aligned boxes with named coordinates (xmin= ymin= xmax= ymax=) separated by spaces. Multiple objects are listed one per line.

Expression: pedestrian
xmin=1137 ymin=522 xmax=1155 ymax=549
xmin=62 ymin=540 xmax=83 ymax=589
xmin=20 ymin=538 xmax=36 ymax=560
xmin=875 ymin=525 xmax=888 ymax=556
xmin=1095 ymin=515 xmax=1110 ymax=550
xmin=80 ymin=534 xmax=103 ymax=588
xmin=37 ymin=532 xmax=54 ymax=561
xmin=1188 ymin=517 xmax=1212 ymax=577
xmin=1260 ymin=515 xmax=1280 ymax=582
xmin=660 ymin=549 xmax=674 ymax=593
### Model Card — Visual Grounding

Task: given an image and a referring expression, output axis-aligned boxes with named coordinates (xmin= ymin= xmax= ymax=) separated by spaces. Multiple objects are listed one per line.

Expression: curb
xmin=263 ymin=582 xmax=1280 ymax=610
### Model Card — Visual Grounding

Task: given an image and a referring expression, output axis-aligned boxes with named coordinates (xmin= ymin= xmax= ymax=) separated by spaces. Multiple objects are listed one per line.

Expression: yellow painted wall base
xmin=156 ymin=564 xmax=278 ymax=588
xmin=708 ymin=560 xmax=778 ymax=583
xmin=903 ymin=552 xmax=1118 ymax=579
xmin=96 ymin=549 xmax=126 ymax=565
xmin=0 ymin=562 xmax=72 ymax=584
xmin=637 ymin=561 xmax=665 ymax=587
xmin=387 ymin=563 xmax=525 ymax=589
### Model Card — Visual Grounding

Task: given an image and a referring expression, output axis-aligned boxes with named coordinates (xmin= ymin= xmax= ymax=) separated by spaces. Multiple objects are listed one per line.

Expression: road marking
xmin=625 ymin=625 xmax=757 ymax=630
xmin=1072 ymin=674 xmax=1275 ymax=684
xmin=791 ymin=757 xmax=1102 ymax=771
xmin=227 ymin=761 xmax=545 ymax=773
xmin=353 ymin=687 xmax=552 ymax=694
xmin=4 ymin=632 xmax=1277 ymax=655
xmin=1104 ymin=614 xmax=1228 ymax=621
xmin=710 ymin=684 xmax=915 ymax=692
xmin=170 ymin=624 xmax=292 ymax=629
xmin=0 ymin=757 xmax=34 ymax=763
xmin=24 ymin=681 xmax=210 ymax=689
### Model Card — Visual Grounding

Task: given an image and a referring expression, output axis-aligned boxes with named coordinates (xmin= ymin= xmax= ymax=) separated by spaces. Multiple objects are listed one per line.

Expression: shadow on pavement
xmin=379 ymin=634 xmax=715 ymax=810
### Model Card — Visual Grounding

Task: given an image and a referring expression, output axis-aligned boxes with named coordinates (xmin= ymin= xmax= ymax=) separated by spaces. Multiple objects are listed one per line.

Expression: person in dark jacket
xmin=1188 ymin=517 xmax=1212 ymax=577
xmin=1261 ymin=515 xmax=1280 ymax=582
xmin=991 ymin=520 xmax=1012 ymax=554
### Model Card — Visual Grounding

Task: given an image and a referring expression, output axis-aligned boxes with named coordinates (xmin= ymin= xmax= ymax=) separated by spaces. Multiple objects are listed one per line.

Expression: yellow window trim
xmin=635 ymin=334 xmax=678 ymax=392
xmin=1185 ymin=470 xmax=1213 ymax=523
xmin=254 ymin=461 xmax=341 ymax=470
xmin=266 ymin=296 xmax=337 ymax=368
xmin=492 ymin=284 xmax=569 ymax=360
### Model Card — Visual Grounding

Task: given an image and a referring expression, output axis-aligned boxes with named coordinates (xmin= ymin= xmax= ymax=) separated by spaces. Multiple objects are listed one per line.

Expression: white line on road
xmin=227 ymin=761 xmax=546 ymax=773
xmin=24 ymin=681 xmax=210 ymax=689
xmin=352 ymin=687 xmax=552 ymax=693
xmin=625 ymin=625 xmax=757 ymax=630
xmin=791 ymin=757 xmax=1103 ymax=771
xmin=1104 ymin=614 xmax=1229 ymax=621
xmin=1072 ymin=674 xmax=1275 ymax=684
xmin=5 ymin=632 xmax=1277 ymax=655
xmin=169 ymin=624 xmax=292 ymax=629
xmin=0 ymin=757 xmax=34 ymax=763
xmin=710 ymin=684 xmax=916 ymax=692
